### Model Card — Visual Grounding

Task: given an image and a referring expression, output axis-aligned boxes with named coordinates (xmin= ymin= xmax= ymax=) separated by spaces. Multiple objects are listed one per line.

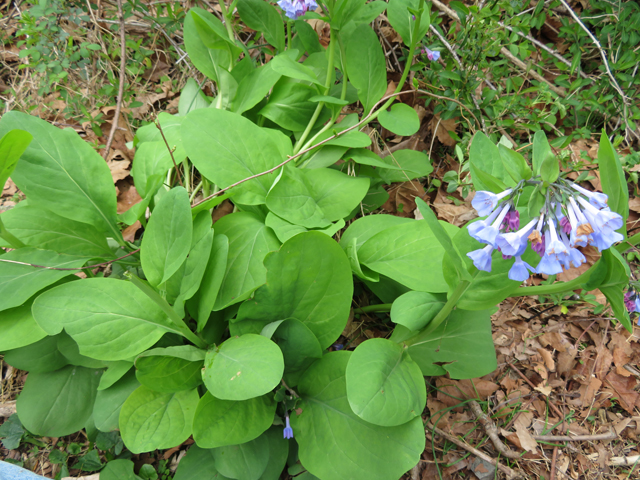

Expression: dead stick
xmin=550 ymin=446 xmax=558 ymax=480
xmin=533 ymin=430 xmax=617 ymax=442
xmin=469 ymin=400 xmax=522 ymax=459
xmin=103 ymin=0 xmax=126 ymax=159
xmin=507 ymin=362 xmax=565 ymax=421
xmin=156 ymin=122 xmax=184 ymax=188
xmin=427 ymin=424 xmax=521 ymax=480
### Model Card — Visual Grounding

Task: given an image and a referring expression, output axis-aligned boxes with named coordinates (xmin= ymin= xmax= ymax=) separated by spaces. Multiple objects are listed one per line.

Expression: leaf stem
xmin=127 ymin=273 xmax=208 ymax=349
xmin=353 ymin=303 xmax=392 ymax=314
xmin=293 ymin=27 xmax=336 ymax=154
xmin=0 ymin=217 xmax=26 ymax=249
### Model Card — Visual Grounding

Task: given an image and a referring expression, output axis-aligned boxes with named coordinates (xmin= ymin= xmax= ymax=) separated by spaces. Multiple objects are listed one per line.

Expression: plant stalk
xmin=0 ymin=217 xmax=26 ymax=249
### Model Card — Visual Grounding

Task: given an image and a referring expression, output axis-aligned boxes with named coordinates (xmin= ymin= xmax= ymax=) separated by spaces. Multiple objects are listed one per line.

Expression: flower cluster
xmin=277 ymin=0 xmax=317 ymax=20
xmin=625 ymin=289 xmax=640 ymax=313
xmin=467 ymin=180 xmax=624 ymax=282
xmin=283 ymin=413 xmax=294 ymax=439
xmin=421 ymin=47 xmax=440 ymax=61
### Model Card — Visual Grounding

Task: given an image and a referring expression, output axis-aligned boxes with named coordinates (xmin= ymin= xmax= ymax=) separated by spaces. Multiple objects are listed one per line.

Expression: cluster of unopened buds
xmin=467 ymin=179 xmax=624 ymax=282
xmin=624 ymin=287 xmax=640 ymax=318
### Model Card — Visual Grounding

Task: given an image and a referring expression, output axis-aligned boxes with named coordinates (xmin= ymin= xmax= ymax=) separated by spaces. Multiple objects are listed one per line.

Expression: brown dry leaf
xmin=435 ymin=378 xmax=499 ymax=408
xmin=580 ymin=377 xmax=602 ymax=408
xmin=2 ymin=178 xmax=17 ymax=198
xmin=212 ymin=199 xmax=235 ymax=224
xmin=431 ymin=202 xmax=476 ymax=227
xmin=613 ymin=347 xmax=632 ymax=377
xmin=122 ymin=221 xmax=142 ymax=243
xmin=106 ymin=156 xmax=131 ymax=183
xmin=557 ymin=347 xmax=578 ymax=376
xmin=116 ymin=181 xmax=142 ymax=214
xmin=537 ymin=348 xmax=555 ymax=372
xmin=515 ymin=424 xmax=538 ymax=452
xmin=143 ymin=51 xmax=171 ymax=82
xmin=381 ymin=180 xmax=425 ymax=217
xmin=131 ymin=87 xmax=169 ymax=119
xmin=538 ymin=331 xmax=572 ymax=352
xmin=629 ymin=197 xmax=640 ymax=214
xmin=604 ymin=372 xmax=639 ymax=414
xmin=428 ymin=115 xmax=458 ymax=147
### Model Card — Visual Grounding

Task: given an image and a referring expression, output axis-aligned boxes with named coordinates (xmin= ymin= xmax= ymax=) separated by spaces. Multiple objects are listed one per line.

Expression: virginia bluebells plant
xmin=624 ymin=286 xmax=640 ymax=325
xmin=283 ymin=413 xmax=294 ymax=439
xmin=277 ymin=0 xmax=317 ymax=20
xmin=421 ymin=47 xmax=440 ymax=61
xmin=467 ymin=178 xmax=624 ymax=282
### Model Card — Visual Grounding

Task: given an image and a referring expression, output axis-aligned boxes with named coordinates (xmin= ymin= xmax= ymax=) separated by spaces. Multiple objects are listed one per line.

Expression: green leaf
xmin=294 ymin=20 xmax=323 ymax=54
xmin=0 ymin=129 xmax=32 ymax=190
xmin=598 ymin=130 xmax=629 ymax=223
xmin=135 ymin=113 xmax=186 ymax=160
xmin=193 ymin=392 xmax=275 ymax=448
xmin=17 ymin=365 xmax=101 ymax=437
xmin=211 ymin=213 xmax=280 ymax=310
xmin=387 ymin=0 xmax=430 ymax=46
xmin=0 ymin=414 xmax=25 ymax=450
xmin=415 ymin=197 xmax=470 ymax=281
xmin=98 ymin=361 xmax=133 ymax=390
xmin=256 ymin=426 xmax=290 ymax=480
xmin=0 ymin=300 xmax=48 ymax=350
xmin=259 ymin=79 xmax=318 ymax=131
xmin=292 ymin=352 xmax=425 ymax=480
xmin=233 ymin=232 xmax=353 ymax=349
xmin=182 ymin=108 xmax=285 ymax=205
xmin=93 ymin=370 xmax=140 ymax=432
xmin=346 ymin=24 xmax=386 ymax=114
xmin=378 ymin=103 xmax=420 ymax=136
xmin=179 ymin=78 xmax=211 ymax=115
xmin=0 ymin=112 xmax=121 ymax=241
xmin=32 ymin=278 xmax=183 ymax=361
xmin=119 ymin=386 xmax=199 ymax=454
xmin=270 ymin=319 xmax=323 ymax=386
xmin=539 ymin=151 xmax=559 ymax=183
xmin=346 ymin=338 xmax=426 ymax=426
xmin=270 ymin=53 xmax=322 ymax=85
xmin=202 ymin=334 xmax=284 ymax=401
xmin=131 ymin=142 xmax=173 ymax=199
xmin=264 ymin=212 xmax=308 ymax=243
xmin=237 ymin=0 xmax=285 ymax=52
xmin=173 ymin=445 xmax=231 ymax=480
xmin=339 ymin=214 xmax=412 ymax=251
xmin=266 ymin=166 xmax=369 ymax=228
xmin=189 ymin=233 xmax=229 ymax=329
xmin=231 ymin=62 xmax=282 ymax=114
xmin=100 ymin=460 xmax=142 ymax=480
xmin=0 ymin=248 xmax=88 ymax=311
xmin=597 ymin=249 xmax=632 ymax=331
xmin=3 ymin=334 xmax=68 ymax=373
xmin=527 ymin=184 xmax=545 ymax=220
xmin=405 ymin=309 xmax=497 ymax=379
xmin=0 ymin=206 xmax=113 ymax=257
xmin=332 ymin=0 xmax=368 ymax=29
xmin=390 ymin=291 xmax=446 ymax=331
xmin=469 ymin=131 xmax=511 ymax=191
xmin=358 ymin=220 xmax=451 ymax=292
xmin=213 ymin=435 xmax=269 ymax=480
xmin=135 ymin=346 xmax=205 ymax=393
xmin=141 ymin=186 xmax=193 ymax=287
xmin=183 ymin=9 xmax=231 ymax=82
xmin=498 ymin=144 xmax=531 ymax=182
xmin=57 ymin=332 xmax=108 ymax=369
xmin=532 ymin=130 xmax=553 ymax=177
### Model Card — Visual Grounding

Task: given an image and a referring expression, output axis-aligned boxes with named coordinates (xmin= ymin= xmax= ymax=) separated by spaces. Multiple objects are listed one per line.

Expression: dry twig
xmin=533 ymin=430 xmax=617 ymax=442
xmin=102 ymin=0 xmax=127 ymax=158
xmin=469 ymin=400 xmax=522 ymax=459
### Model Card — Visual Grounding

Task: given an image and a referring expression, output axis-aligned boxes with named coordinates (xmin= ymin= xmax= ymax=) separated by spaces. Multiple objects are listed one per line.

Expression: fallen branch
xmin=426 ymin=423 xmax=522 ymax=479
xmin=469 ymin=400 xmax=522 ymax=459
xmin=586 ymin=453 xmax=640 ymax=467
xmin=533 ymin=430 xmax=617 ymax=442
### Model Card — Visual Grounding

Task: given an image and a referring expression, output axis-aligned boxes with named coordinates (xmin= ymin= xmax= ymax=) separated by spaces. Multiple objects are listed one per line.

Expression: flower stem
xmin=0 ymin=217 xmax=26 ymax=249
xmin=293 ymin=27 xmax=336 ymax=154
xmin=353 ymin=304 xmax=392 ymax=314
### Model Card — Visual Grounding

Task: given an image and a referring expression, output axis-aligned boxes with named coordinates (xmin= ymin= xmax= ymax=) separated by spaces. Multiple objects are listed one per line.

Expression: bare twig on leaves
xmin=550 ymin=446 xmax=558 ymax=480
xmin=533 ymin=429 xmax=617 ymax=442
xmin=469 ymin=400 xmax=522 ymax=459
xmin=156 ymin=122 xmax=184 ymax=188
xmin=102 ymin=0 xmax=127 ymax=159
xmin=417 ymin=88 xmax=483 ymax=133
xmin=426 ymin=423 xmax=522 ymax=479
xmin=191 ymin=90 xmax=415 ymax=208
xmin=0 ymin=249 xmax=141 ymax=271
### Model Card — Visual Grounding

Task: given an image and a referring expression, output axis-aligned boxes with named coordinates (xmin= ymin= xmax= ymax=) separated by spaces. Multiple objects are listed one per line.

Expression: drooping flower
xmin=624 ymin=291 xmax=635 ymax=312
xmin=422 ymin=47 xmax=441 ymax=61
xmin=577 ymin=197 xmax=623 ymax=232
xmin=473 ymin=204 xmax=511 ymax=247
xmin=495 ymin=218 xmax=537 ymax=256
xmin=570 ymin=183 xmax=609 ymax=209
xmin=565 ymin=202 xmax=590 ymax=247
xmin=467 ymin=244 xmax=493 ymax=272
xmin=509 ymin=256 xmax=535 ymax=281
xmin=559 ymin=230 xmax=586 ymax=269
xmin=471 ymin=189 xmax=512 ymax=217
xmin=277 ymin=0 xmax=317 ymax=20
xmin=283 ymin=414 xmax=294 ymax=439
xmin=545 ymin=219 xmax=568 ymax=258
xmin=536 ymin=251 xmax=563 ymax=275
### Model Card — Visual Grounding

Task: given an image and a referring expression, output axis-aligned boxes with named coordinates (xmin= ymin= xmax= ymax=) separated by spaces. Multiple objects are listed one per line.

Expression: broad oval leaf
xmin=213 ymin=435 xmax=269 ymax=480
xmin=32 ymin=278 xmax=181 ymax=361
xmin=182 ymin=109 xmax=285 ymax=205
xmin=3 ymin=334 xmax=68 ymax=373
xmin=387 ymin=0 xmax=431 ymax=46
xmin=211 ymin=212 xmax=280 ymax=311
xmin=234 ymin=232 xmax=353 ymax=349
xmin=193 ymin=392 xmax=275 ymax=448
xmin=390 ymin=291 xmax=446 ymax=331
xmin=173 ymin=445 xmax=232 ymax=480
xmin=237 ymin=0 xmax=285 ymax=52
xmin=135 ymin=346 xmax=205 ymax=393
xmin=378 ymin=103 xmax=420 ymax=136
xmin=119 ymin=386 xmax=199 ymax=454
xmin=346 ymin=338 xmax=426 ymax=426
xmin=0 ymin=128 xmax=32 ymax=190
xmin=346 ymin=24 xmax=386 ymax=114
xmin=93 ymin=369 xmax=140 ymax=432
xmin=405 ymin=308 xmax=497 ymax=379
xmin=0 ymin=111 xmax=120 ymax=240
xmin=141 ymin=186 xmax=193 ymax=286
xmin=0 ymin=301 xmax=48 ymax=350
xmin=292 ymin=352 xmax=425 ymax=480
xmin=203 ymin=334 xmax=284 ymax=401
xmin=17 ymin=365 xmax=102 ymax=437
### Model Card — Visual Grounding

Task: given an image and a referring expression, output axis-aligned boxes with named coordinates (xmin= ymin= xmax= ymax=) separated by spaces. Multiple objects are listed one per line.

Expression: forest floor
xmin=1 ymin=0 xmax=640 ymax=479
